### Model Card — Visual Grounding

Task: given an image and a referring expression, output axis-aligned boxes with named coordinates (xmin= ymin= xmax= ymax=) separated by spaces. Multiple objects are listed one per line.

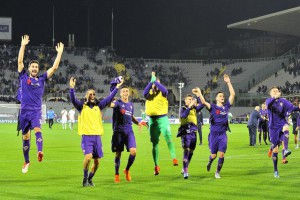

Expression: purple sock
xmin=283 ymin=130 xmax=289 ymax=150
xmin=88 ymin=172 xmax=94 ymax=180
xmin=115 ymin=157 xmax=120 ymax=175
xmin=282 ymin=149 xmax=285 ymax=159
xmin=188 ymin=153 xmax=194 ymax=163
xmin=208 ymin=155 xmax=215 ymax=164
xmin=35 ymin=132 xmax=43 ymax=152
xmin=125 ymin=154 xmax=136 ymax=171
xmin=216 ymin=157 xmax=224 ymax=173
xmin=183 ymin=150 xmax=189 ymax=170
xmin=83 ymin=169 xmax=88 ymax=178
xmin=23 ymin=139 xmax=30 ymax=163
xmin=272 ymin=152 xmax=278 ymax=172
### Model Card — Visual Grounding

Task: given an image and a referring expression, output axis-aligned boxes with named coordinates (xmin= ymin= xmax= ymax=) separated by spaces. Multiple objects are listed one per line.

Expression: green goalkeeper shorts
xmin=149 ymin=116 xmax=171 ymax=143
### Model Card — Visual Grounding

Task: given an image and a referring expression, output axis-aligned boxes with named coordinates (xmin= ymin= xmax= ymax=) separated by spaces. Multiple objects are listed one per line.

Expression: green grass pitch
xmin=0 ymin=123 xmax=299 ymax=199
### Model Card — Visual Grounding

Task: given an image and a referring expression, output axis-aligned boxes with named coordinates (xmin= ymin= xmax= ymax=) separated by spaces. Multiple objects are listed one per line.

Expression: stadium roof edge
xmin=227 ymin=6 xmax=300 ymax=37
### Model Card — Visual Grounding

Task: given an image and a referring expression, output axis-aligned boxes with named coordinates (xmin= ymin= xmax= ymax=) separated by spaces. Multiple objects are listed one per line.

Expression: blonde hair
xmin=85 ymin=89 xmax=96 ymax=103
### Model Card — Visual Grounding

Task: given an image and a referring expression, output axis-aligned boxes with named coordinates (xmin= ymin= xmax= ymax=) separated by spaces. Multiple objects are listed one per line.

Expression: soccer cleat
xmin=183 ymin=172 xmax=189 ymax=179
xmin=296 ymin=145 xmax=299 ymax=149
xmin=215 ymin=172 xmax=221 ymax=179
xmin=123 ymin=169 xmax=132 ymax=181
xmin=282 ymin=158 xmax=288 ymax=164
xmin=267 ymin=149 xmax=272 ymax=158
xmin=114 ymin=174 xmax=120 ymax=183
xmin=207 ymin=162 xmax=212 ymax=172
xmin=274 ymin=171 xmax=279 ymax=178
xmin=284 ymin=149 xmax=291 ymax=157
xmin=22 ymin=162 xmax=30 ymax=174
xmin=37 ymin=151 xmax=44 ymax=162
xmin=88 ymin=179 xmax=95 ymax=186
xmin=173 ymin=158 xmax=178 ymax=166
xmin=82 ymin=178 xmax=89 ymax=187
xmin=154 ymin=166 xmax=160 ymax=176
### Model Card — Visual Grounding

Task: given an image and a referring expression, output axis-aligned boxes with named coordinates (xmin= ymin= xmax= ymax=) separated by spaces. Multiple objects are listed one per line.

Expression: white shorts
xmin=69 ymin=119 xmax=75 ymax=123
xmin=61 ymin=118 xmax=68 ymax=123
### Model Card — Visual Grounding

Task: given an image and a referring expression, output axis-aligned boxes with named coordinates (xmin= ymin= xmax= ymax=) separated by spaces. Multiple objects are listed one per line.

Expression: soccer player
xmin=110 ymin=85 xmax=146 ymax=183
xmin=143 ymin=71 xmax=178 ymax=175
xmin=61 ymin=108 xmax=68 ymax=129
xmin=177 ymin=93 xmax=204 ymax=179
xmin=46 ymin=107 xmax=55 ymax=129
xmin=266 ymin=87 xmax=300 ymax=178
xmin=69 ymin=76 xmax=123 ymax=187
xmin=68 ymin=107 xmax=76 ymax=130
xmin=258 ymin=103 xmax=268 ymax=145
xmin=196 ymin=74 xmax=235 ymax=179
xmin=18 ymin=35 xmax=64 ymax=173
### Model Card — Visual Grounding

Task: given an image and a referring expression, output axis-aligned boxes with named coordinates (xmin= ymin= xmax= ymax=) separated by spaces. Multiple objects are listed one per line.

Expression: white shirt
xmin=61 ymin=109 xmax=68 ymax=119
xmin=68 ymin=109 xmax=75 ymax=120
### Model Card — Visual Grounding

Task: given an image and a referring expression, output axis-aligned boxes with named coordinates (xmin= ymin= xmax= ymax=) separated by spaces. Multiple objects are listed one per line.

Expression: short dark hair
xmin=120 ymin=85 xmax=129 ymax=90
xmin=28 ymin=60 xmax=39 ymax=67
xmin=185 ymin=94 xmax=193 ymax=99
xmin=215 ymin=92 xmax=223 ymax=97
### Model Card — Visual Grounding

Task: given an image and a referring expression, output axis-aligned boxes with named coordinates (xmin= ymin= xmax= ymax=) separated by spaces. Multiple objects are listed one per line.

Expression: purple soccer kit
xmin=206 ymin=100 xmax=231 ymax=176
xmin=111 ymin=99 xmax=137 ymax=175
xmin=19 ymin=69 xmax=47 ymax=163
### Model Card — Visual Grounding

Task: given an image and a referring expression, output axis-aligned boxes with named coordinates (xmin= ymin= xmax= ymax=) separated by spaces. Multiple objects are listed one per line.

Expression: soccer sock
xmin=88 ymin=172 xmax=94 ymax=180
xmin=282 ymin=149 xmax=286 ymax=159
xmin=283 ymin=130 xmax=289 ymax=150
xmin=183 ymin=150 xmax=189 ymax=172
xmin=188 ymin=152 xmax=194 ymax=163
xmin=23 ymin=139 xmax=30 ymax=163
xmin=164 ymin=135 xmax=176 ymax=159
xmin=208 ymin=155 xmax=215 ymax=165
xmin=83 ymin=169 xmax=88 ymax=178
xmin=35 ymin=132 xmax=43 ymax=152
xmin=258 ymin=132 xmax=262 ymax=143
xmin=152 ymin=144 xmax=159 ymax=166
xmin=272 ymin=152 xmax=278 ymax=172
xmin=115 ymin=157 xmax=120 ymax=175
xmin=216 ymin=157 xmax=224 ymax=173
xmin=126 ymin=154 xmax=136 ymax=171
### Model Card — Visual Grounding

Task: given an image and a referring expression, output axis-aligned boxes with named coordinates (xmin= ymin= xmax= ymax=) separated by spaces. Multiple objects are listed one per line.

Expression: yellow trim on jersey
xmin=180 ymin=107 xmax=197 ymax=126
xmin=78 ymin=104 xmax=104 ymax=135
xmin=145 ymin=90 xmax=168 ymax=116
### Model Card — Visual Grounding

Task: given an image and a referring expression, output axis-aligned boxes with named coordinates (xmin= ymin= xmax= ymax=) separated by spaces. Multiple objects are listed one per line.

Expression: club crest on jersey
xmin=280 ymin=102 xmax=283 ymax=107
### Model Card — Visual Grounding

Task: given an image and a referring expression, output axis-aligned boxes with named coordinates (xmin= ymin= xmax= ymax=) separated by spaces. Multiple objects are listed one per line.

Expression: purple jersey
xmin=266 ymin=97 xmax=299 ymax=129
xmin=209 ymin=100 xmax=231 ymax=132
xmin=112 ymin=99 xmax=134 ymax=133
xmin=19 ymin=69 xmax=47 ymax=110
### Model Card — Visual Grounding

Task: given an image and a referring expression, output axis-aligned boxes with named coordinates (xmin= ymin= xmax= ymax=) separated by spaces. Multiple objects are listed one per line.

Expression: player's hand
xmin=138 ymin=121 xmax=149 ymax=132
xmin=224 ymin=74 xmax=230 ymax=83
xmin=69 ymin=77 xmax=76 ymax=88
xmin=21 ymin=35 xmax=30 ymax=46
xmin=151 ymin=71 xmax=156 ymax=83
xmin=192 ymin=87 xmax=201 ymax=95
xmin=56 ymin=42 xmax=64 ymax=54
xmin=116 ymin=76 xmax=124 ymax=88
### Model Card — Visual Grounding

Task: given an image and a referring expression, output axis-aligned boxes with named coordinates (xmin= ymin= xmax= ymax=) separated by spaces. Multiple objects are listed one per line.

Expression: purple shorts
xmin=81 ymin=135 xmax=103 ymax=158
xmin=270 ymin=126 xmax=285 ymax=147
xmin=209 ymin=131 xmax=227 ymax=154
xmin=111 ymin=131 xmax=136 ymax=152
xmin=181 ymin=132 xmax=197 ymax=150
xmin=20 ymin=109 xmax=42 ymax=134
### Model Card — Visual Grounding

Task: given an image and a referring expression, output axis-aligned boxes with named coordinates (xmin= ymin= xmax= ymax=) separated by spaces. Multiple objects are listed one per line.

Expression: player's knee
xmin=115 ymin=152 xmax=122 ymax=158
xmin=22 ymin=132 xmax=30 ymax=140
xmin=33 ymin=127 xmax=41 ymax=133
xmin=211 ymin=154 xmax=217 ymax=159
xmin=282 ymin=125 xmax=289 ymax=132
xmin=94 ymin=158 xmax=100 ymax=165
xmin=219 ymin=152 xmax=225 ymax=158
xmin=130 ymin=148 xmax=136 ymax=156
xmin=85 ymin=153 xmax=93 ymax=161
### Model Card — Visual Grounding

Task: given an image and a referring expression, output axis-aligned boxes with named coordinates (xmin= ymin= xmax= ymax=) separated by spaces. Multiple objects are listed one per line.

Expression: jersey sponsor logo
xmin=216 ymin=110 xmax=220 ymax=115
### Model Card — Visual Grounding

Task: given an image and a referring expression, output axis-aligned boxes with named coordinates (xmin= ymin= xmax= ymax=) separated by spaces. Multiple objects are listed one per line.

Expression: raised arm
xmin=99 ymin=78 xmax=124 ymax=109
xmin=47 ymin=42 xmax=64 ymax=78
xmin=18 ymin=35 xmax=30 ymax=73
xmin=224 ymin=74 xmax=235 ymax=105
xmin=154 ymin=81 xmax=168 ymax=97
xmin=69 ymin=77 xmax=83 ymax=111
xmin=192 ymin=87 xmax=211 ymax=110
xmin=143 ymin=82 xmax=153 ymax=99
